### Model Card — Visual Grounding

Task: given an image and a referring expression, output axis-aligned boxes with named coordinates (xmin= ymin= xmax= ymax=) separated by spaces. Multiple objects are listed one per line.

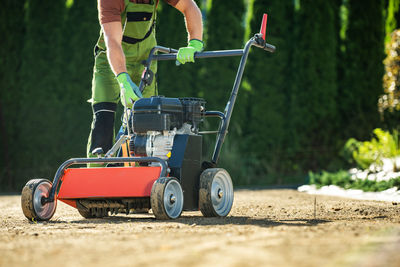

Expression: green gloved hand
xmin=116 ymin=72 xmax=143 ymax=108
xmin=176 ymin=39 xmax=204 ymax=65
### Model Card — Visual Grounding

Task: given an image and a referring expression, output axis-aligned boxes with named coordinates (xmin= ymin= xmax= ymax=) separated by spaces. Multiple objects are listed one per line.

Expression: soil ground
xmin=1 ymin=189 xmax=400 ymax=267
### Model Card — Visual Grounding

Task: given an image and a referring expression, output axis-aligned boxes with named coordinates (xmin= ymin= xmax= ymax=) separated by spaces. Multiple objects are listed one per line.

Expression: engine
xmin=129 ymin=96 xmax=205 ymax=160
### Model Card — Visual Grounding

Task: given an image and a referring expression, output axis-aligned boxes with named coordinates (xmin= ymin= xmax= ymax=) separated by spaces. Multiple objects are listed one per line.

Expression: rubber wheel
xmin=21 ymin=179 xmax=57 ymax=221
xmin=151 ymin=177 xmax=183 ymax=220
xmin=199 ymin=168 xmax=234 ymax=217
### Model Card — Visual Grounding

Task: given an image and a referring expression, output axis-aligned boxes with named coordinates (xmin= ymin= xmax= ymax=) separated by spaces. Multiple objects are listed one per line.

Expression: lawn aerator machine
xmin=21 ymin=15 xmax=275 ymax=221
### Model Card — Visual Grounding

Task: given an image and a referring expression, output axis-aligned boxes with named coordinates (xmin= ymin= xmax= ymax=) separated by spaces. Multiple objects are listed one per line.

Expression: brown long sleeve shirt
xmin=99 ymin=0 xmax=180 ymax=24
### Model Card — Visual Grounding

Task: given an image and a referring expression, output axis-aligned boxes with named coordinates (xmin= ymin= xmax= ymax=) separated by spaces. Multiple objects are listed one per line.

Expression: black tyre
xmin=150 ymin=177 xmax=183 ymax=220
xmin=199 ymin=168 xmax=234 ymax=217
xmin=21 ymin=179 xmax=57 ymax=221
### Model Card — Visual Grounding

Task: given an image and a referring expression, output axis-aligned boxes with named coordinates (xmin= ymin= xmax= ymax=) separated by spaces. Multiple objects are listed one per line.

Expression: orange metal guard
xmin=42 ymin=156 xmax=167 ymax=207
xmin=57 ymin=166 xmax=161 ymax=202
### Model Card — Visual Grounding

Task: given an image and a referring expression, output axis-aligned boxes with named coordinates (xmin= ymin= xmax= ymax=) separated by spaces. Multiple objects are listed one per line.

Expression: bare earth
xmin=1 ymin=189 xmax=400 ymax=267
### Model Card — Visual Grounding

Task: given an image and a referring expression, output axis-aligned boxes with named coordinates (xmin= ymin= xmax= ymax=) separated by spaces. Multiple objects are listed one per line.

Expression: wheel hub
xmin=217 ymin=189 xmax=224 ymax=198
xmin=169 ymin=194 xmax=176 ymax=204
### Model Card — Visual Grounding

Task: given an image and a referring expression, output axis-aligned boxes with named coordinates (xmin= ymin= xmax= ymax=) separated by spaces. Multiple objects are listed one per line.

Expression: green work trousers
xmin=86 ymin=36 xmax=157 ymax=157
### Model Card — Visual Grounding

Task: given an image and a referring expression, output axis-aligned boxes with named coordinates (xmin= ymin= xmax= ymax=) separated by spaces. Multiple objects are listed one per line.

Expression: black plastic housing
xmin=133 ymin=96 xmax=183 ymax=133
xmin=132 ymin=96 xmax=205 ymax=133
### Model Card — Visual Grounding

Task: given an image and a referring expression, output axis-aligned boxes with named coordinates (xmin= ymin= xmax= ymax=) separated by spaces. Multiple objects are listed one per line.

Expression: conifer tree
xmin=246 ymin=0 xmax=294 ymax=180
xmin=203 ymin=0 xmax=245 ymax=112
xmin=18 ymin=0 xmax=67 ymax=184
xmin=289 ymin=0 xmax=340 ymax=171
xmin=338 ymin=0 xmax=385 ymax=140
xmin=61 ymin=0 xmax=99 ymax=158
xmin=200 ymin=0 xmax=246 ymax=175
xmin=0 ymin=0 xmax=26 ymax=190
xmin=202 ymin=0 xmax=245 ymax=139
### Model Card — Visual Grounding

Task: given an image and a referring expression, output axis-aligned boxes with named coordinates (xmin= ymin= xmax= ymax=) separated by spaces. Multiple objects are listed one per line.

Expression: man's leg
xmin=87 ymin=53 xmax=120 ymax=160
xmin=87 ymin=102 xmax=117 ymax=157
xmin=86 ymin=45 xmax=157 ymax=161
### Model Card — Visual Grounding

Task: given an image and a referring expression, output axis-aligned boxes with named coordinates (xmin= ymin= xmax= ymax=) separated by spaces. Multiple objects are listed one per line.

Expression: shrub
xmin=309 ymin=128 xmax=400 ymax=192
xmin=343 ymin=128 xmax=400 ymax=169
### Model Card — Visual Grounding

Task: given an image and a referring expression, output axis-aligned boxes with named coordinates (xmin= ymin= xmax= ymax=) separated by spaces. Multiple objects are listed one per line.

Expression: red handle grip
xmin=260 ymin=13 xmax=268 ymax=40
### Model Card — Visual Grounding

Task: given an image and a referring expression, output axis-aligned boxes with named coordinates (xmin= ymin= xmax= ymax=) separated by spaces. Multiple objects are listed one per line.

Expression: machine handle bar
xmin=151 ymin=43 xmax=275 ymax=62
xmin=153 ymin=49 xmax=244 ymax=61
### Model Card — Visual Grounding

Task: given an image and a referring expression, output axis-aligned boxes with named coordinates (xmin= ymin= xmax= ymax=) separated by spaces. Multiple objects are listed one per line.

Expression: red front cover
xmin=57 ymin=166 xmax=161 ymax=199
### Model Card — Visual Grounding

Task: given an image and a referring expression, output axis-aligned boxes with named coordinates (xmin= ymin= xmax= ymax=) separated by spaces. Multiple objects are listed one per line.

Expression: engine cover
xmin=132 ymin=96 xmax=205 ymax=134
xmin=132 ymin=96 xmax=183 ymax=133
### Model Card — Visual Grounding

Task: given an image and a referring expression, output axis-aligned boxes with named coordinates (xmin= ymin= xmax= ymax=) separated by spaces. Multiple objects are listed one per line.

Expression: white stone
xmin=298 ymin=185 xmax=400 ymax=202
xmin=355 ymin=170 xmax=369 ymax=180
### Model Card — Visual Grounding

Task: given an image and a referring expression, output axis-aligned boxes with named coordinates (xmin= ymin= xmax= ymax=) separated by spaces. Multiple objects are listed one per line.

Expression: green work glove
xmin=176 ymin=39 xmax=204 ymax=65
xmin=116 ymin=72 xmax=143 ymax=108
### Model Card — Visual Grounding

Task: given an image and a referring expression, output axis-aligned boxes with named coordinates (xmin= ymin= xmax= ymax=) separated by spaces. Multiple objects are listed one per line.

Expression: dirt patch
xmin=1 ymin=189 xmax=400 ymax=267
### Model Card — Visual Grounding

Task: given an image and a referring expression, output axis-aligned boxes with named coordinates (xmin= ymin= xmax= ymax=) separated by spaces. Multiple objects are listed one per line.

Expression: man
xmin=87 ymin=0 xmax=203 ymax=158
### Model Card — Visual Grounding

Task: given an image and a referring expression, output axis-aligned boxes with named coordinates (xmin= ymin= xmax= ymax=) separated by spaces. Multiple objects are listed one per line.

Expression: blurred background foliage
xmin=1 ymin=0 xmax=400 ymax=191
xmin=379 ymin=30 xmax=400 ymax=114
